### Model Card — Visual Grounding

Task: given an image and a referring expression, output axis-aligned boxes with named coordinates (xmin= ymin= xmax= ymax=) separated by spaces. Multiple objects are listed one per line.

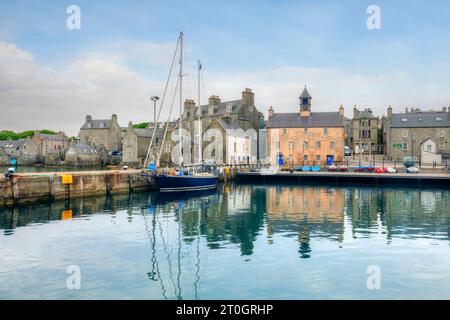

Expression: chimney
xmin=85 ymin=115 xmax=92 ymax=123
xmin=405 ymin=107 xmax=409 ymax=113
xmin=268 ymin=106 xmax=274 ymax=118
xmin=184 ymin=99 xmax=196 ymax=119
xmin=208 ymin=95 xmax=221 ymax=106
xmin=242 ymin=88 xmax=254 ymax=106
xmin=339 ymin=105 xmax=344 ymax=117
xmin=353 ymin=105 xmax=359 ymax=118
xmin=387 ymin=105 xmax=393 ymax=119
xmin=442 ymin=106 xmax=447 ymax=113
xmin=128 ymin=121 xmax=133 ymax=128
xmin=112 ymin=114 xmax=118 ymax=122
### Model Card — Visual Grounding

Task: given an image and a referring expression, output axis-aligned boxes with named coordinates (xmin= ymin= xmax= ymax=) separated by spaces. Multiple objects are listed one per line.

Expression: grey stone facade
xmin=0 ymin=137 xmax=40 ymax=165
xmin=79 ymin=114 xmax=122 ymax=151
xmin=122 ymin=122 xmax=175 ymax=167
xmin=181 ymin=88 xmax=264 ymax=164
xmin=64 ymin=142 xmax=102 ymax=166
xmin=385 ymin=106 xmax=450 ymax=162
xmin=350 ymin=107 xmax=380 ymax=154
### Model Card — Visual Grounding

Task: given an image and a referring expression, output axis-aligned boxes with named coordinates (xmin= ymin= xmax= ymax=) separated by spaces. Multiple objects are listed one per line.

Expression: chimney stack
xmin=242 ymin=88 xmax=254 ymax=106
xmin=112 ymin=114 xmax=118 ymax=122
xmin=339 ymin=105 xmax=344 ymax=117
xmin=85 ymin=115 xmax=92 ymax=123
xmin=268 ymin=106 xmax=274 ymax=118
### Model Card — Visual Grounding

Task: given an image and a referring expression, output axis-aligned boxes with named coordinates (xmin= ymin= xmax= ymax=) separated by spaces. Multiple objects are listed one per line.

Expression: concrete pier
xmin=236 ymin=171 xmax=450 ymax=188
xmin=0 ymin=170 xmax=153 ymax=207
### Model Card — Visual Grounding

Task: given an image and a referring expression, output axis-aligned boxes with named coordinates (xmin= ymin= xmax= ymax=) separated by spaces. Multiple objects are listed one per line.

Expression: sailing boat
xmin=153 ymin=32 xmax=218 ymax=192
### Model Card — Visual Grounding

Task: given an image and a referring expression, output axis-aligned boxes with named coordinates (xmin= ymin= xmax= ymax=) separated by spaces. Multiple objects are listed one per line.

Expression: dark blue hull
xmin=154 ymin=175 xmax=218 ymax=192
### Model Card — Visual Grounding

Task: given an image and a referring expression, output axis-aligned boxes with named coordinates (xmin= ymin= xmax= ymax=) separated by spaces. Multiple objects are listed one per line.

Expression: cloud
xmin=0 ymin=41 xmax=449 ymax=136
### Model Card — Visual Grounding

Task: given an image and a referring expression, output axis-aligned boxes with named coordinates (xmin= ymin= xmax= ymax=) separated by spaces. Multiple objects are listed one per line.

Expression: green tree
xmin=133 ymin=122 xmax=150 ymax=129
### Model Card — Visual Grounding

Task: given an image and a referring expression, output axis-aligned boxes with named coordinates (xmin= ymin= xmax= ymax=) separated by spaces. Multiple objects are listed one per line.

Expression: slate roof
xmin=131 ymin=128 xmax=165 ymax=139
xmin=198 ymin=100 xmax=244 ymax=117
xmin=81 ymin=120 xmax=113 ymax=129
xmin=35 ymin=133 xmax=67 ymax=141
xmin=355 ymin=110 xmax=377 ymax=119
xmin=216 ymin=119 xmax=244 ymax=131
xmin=391 ymin=111 xmax=450 ymax=128
xmin=267 ymin=112 xmax=343 ymax=128
xmin=69 ymin=143 xmax=98 ymax=154
xmin=299 ymin=87 xmax=311 ymax=99
xmin=0 ymin=140 xmax=25 ymax=149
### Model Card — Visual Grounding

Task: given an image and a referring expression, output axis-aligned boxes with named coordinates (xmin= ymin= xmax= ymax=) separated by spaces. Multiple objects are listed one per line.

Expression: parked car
xmin=344 ymin=146 xmax=351 ymax=156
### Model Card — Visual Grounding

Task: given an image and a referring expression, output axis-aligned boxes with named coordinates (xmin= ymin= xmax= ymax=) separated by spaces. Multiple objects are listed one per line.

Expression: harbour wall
xmin=236 ymin=172 xmax=450 ymax=189
xmin=0 ymin=170 xmax=153 ymax=207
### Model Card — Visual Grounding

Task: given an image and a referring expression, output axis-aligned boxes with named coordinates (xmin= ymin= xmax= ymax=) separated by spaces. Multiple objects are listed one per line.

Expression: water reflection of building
xmin=265 ymin=186 xmax=345 ymax=258
xmin=346 ymin=188 xmax=450 ymax=241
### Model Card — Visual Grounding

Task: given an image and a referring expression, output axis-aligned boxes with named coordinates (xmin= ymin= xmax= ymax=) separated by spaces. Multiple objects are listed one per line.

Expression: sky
xmin=0 ymin=0 xmax=449 ymax=135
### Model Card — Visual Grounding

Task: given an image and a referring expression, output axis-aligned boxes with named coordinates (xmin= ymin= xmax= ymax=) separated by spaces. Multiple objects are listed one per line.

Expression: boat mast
xmin=178 ymin=32 xmax=184 ymax=166
xmin=197 ymin=59 xmax=202 ymax=164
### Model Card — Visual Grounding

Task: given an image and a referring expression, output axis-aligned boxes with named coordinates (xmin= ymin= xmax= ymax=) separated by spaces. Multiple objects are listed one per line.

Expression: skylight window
xmin=401 ymin=118 xmax=408 ymax=122
xmin=436 ymin=117 xmax=442 ymax=121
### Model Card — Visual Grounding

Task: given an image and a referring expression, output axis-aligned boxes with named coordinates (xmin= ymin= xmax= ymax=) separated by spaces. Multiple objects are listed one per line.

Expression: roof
xmin=81 ymin=120 xmax=113 ymax=129
xmin=131 ymin=128 xmax=165 ymax=138
xmin=299 ymin=87 xmax=311 ymax=99
xmin=267 ymin=112 xmax=343 ymax=128
xmin=35 ymin=133 xmax=67 ymax=141
xmin=391 ymin=111 xmax=450 ymax=128
xmin=0 ymin=140 xmax=25 ymax=149
xmin=69 ymin=143 xmax=98 ymax=154
xmin=216 ymin=119 xmax=244 ymax=131
xmin=355 ymin=110 xmax=377 ymax=119
xmin=199 ymin=99 xmax=244 ymax=117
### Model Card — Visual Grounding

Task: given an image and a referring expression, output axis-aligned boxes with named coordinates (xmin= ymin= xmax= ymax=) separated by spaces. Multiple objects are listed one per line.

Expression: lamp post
xmin=150 ymin=96 xmax=160 ymax=126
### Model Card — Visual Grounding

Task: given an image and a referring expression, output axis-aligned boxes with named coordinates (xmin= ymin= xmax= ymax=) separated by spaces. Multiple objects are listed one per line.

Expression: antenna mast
xmin=197 ymin=59 xmax=202 ymax=164
xmin=178 ymin=32 xmax=184 ymax=166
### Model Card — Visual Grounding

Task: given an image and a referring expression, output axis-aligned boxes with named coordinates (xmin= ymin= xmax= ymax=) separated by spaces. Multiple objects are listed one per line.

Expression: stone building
xmin=350 ymin=107 xmax=381 ymax=154
xmin=267 ymin=86 xmax=345 ymax=166
xmin=385 ymin=106 xmax=450 ymax=162
xmin=64 ymin=142 xmax=102 ymax=166
xmin=32 ymin=131 xmax=69 ymax=164
xmin=180 ymin=88 xmax=264 ymax=165
xmin=0 ymin=137 xmax=40 ymax=165
xmin=79 ymin=114 xmax=122 ymax=151
xmin=122 ymin=122 xmax=175 ymax=167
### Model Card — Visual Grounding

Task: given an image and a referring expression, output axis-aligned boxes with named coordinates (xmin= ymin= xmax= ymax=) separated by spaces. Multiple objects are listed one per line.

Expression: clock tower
xmin=299 ymin=85 xmax=312 ymax=117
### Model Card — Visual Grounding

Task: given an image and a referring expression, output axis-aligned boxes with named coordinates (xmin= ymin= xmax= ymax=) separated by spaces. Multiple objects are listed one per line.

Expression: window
xmin=426 ymin=144 xmax=432 ymax=152
xmin=234 ymin=142 xmax=237 ymax=153
xmin=304 ymin=155 xmax=308 ymax=161
xmin=402 ymin=143 xmax=408 ymax=150
xmin=402 ymin=130 xmax=408 ymax=138
xmin=87 ymin=123 xmax=92 ymax=128
xmin=401 ymin=118 xmax=408 ymax=122
xmin=288 ymin=155 xmax=293 ymax=163
xmin=303 ymin=142 xmax=308 ymax=150
xmin=289 ymin=141 xmax=294 ymax=150
xmin=330 ymin=142 xmax=335 ymax=150
xmin=283 ymin=128 xmax=287 ymax=136
xmin=165 ymin=144 xmax=171 ymax=153
xmin=436 ymin=117 xmax=442 ymax=121
xmin=440 ymin=130 xmax=445 ymax=137
xmin=316 ymin=155 xmax=321 ymax=161
xmin=304 ymin=128 xmax=308 ymax=134
xmin=100 ymin=122 xmax=105 ymax=128
xmin=323 ymin=128 xmax=328 ymax=135
xmin=315 ymin=141 xmax=321 ymax=149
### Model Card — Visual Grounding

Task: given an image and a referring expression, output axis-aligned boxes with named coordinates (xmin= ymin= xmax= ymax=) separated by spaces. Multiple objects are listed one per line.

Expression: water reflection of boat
xmin=154 ymin=188 xmax=218 ymax=204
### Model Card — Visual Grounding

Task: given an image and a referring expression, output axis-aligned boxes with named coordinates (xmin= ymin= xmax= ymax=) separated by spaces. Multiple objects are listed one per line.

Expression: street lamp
xmin=150 ymin=96 xmax=160 ymax=126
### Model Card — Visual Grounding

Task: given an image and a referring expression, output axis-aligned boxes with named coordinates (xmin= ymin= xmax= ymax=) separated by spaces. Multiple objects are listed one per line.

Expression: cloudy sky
xmin=0 ymin=0 xmax=449 ymax=135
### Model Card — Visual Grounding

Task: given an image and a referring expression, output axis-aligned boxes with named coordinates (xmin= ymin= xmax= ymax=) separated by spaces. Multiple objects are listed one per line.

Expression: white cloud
xmin=0 ymin=41 xmax=449 ymax=136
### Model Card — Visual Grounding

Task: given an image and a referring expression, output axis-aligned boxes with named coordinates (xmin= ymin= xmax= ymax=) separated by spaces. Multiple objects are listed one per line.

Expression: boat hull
xmin=154 ymin=175 xmax=218 ymax=192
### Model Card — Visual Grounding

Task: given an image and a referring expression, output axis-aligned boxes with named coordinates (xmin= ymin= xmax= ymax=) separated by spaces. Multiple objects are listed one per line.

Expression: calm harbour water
xmin=0 ymin=184 xmax=449 ymax=300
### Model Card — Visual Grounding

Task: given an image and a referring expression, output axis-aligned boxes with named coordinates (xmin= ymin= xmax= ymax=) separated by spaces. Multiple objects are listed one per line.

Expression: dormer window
xmin=100 ymin=122 xmax=105 ymax=128
xmin=436 ymin=117 xmax=442 ymax=121
xmin=401 ymin=118 xmax=408 ymax=122
xmin=87 ymin=123 xmax=92 ymax=128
